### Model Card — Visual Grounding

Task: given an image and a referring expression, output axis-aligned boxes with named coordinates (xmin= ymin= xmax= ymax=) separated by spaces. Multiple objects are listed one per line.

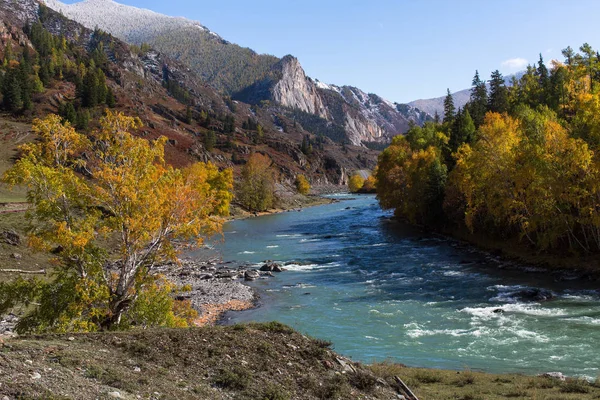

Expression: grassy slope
xmin=0 ymin=118 xmax=31 ymax=203
xmin=1 ymin=324 xmax=599 ymax=400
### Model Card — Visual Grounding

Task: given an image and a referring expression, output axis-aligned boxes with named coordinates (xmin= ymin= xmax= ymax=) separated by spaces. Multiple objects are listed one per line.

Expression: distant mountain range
xmin=43 ymin=0 xmax=431 ymax=146
xmin=408 ymin=72 xmax=525 ymax=118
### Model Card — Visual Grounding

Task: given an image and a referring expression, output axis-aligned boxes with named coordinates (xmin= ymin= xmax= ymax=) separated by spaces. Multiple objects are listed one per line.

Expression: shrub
xmin=295 ymin=174 xmax=310 ymax=195
xmin=348 ymin=173 xmax=365 ymax=193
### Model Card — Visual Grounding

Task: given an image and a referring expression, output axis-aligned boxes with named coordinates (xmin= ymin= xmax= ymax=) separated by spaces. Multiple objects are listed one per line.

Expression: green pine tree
xmin=443 ymin=88 xmax=455 ymax=123
xmin=2 ymin=68 xmax=23 ymax=113
xmin=488 ymin=70 xmax=509 ymax=114
xmin=468 ymin=70 xmax=488 ymax=128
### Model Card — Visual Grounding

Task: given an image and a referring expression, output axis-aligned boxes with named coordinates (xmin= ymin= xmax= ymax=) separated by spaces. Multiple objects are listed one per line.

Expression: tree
xmin=295 ymin=174 xmax=310 ymax=195
xmin=237 ymin=153 xmax=276 ymax=212
xmin=580 ymin=43 xmax=596 ymax=91
xmin=562 ymin=46 xmax=575 ymax=66
xmin=375 ymin=136 xmax=447 ymax=225
xmin=362 ymin=175 xmax=376 ymax=193
xmin=0 ymin=111 xmax=233 ymax=332
xmin=488 ymin=70 xmax=509 ymax=114
xmin=449 ymin=108 xmax=476 ymax=155
xmin=468 ymin=70 xmax=488 ymax=127
xmin=443 ymin=88 xmax=456 ymax=123
xmin=1 ymin=66 xmax=23 ymax=113
xmin=203 ymin=130 xmax=216 ymax=151
xmin=348 ymin=173 xmax=365 ymax=193
xmin=301 ymin=135 xmax=313 ymax=155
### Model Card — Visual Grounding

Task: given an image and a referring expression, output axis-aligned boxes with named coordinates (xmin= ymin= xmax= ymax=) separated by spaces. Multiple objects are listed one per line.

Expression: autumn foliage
xmin=0 ymin=111 xmax=233 ymax=332
xmin=236 ymin=153 xmax=277 ymax=212
xmin=295 ymin=174 xmax=311 ymax=195
xmin=376 ymin=43 xmax=600 ymax=254
xmin=348 ymin=174 xmax=365 ymax=193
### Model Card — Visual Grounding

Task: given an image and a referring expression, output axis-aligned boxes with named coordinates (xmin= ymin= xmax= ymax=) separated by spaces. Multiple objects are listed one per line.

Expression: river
xmin=208 ymin=194 xmax=600 ymax=378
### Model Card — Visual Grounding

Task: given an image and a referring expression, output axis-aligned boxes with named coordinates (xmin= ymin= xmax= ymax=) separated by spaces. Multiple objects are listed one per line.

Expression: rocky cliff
xmin=271 ymin=56 xmax=329 ymax=119
xmin=235 ymin=55 xmax=430 ymax=146
xmin=41 ymin=0 xmax=433 ymax=147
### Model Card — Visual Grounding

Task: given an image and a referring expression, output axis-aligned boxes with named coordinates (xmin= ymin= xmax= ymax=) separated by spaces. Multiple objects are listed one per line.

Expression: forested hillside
xmin=0 ymin=0 xmax=379 ymax=192
xmin=377 ymin=47 xmax=600 ymax=256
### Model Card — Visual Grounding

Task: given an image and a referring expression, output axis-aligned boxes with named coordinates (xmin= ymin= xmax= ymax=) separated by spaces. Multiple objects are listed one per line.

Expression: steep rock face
xmin=317 ymin=82 xmax=431 ymax=145
xmin=271 ymin=56 xmax=328 ymax=119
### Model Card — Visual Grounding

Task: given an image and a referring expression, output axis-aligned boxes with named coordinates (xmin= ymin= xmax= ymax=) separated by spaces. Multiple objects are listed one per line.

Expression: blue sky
xmin=64 ymin=0 xmax=600 ymax=103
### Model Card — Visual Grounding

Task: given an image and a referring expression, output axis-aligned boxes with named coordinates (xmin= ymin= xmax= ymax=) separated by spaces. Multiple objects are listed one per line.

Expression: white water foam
xmin=564 ymin=316 xmax=600 ymax=325
xmin=266 ymin=245 xmax=279 ymax=248
xmin=461 ymin=303 xmax=568 ymax=320
xmin=239 ymin=251 xmax=256 ymax=254
xmin=283 ymin=262 xmax=340 ymax=272
xmin=443 ymin=271 xmax=465 ymax=277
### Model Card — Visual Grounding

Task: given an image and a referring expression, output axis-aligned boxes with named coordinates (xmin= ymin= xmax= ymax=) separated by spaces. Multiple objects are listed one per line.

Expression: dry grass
xmin=370 ymin=361 xmax=600 ymax=400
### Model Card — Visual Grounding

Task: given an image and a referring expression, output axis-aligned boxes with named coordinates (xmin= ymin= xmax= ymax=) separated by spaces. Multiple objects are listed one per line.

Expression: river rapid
xmin=207 ymin=194 xmax=600 ymax=378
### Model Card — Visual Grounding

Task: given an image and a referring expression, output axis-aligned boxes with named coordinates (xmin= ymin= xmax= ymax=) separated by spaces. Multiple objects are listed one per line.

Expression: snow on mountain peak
xmin=42 ymin=0 xmax=219 ymax=44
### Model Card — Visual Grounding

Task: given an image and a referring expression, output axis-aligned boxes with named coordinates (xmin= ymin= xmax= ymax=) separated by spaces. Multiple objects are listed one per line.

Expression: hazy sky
xmin=63 ymin=0 xmax=600 ymax=103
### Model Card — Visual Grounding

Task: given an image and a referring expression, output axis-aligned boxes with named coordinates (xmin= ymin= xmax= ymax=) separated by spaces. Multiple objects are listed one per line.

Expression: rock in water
xmin=261 ymin=261 xmax=284 ymax=272
xmin=244 ymin=270 xmax=260 ymax=281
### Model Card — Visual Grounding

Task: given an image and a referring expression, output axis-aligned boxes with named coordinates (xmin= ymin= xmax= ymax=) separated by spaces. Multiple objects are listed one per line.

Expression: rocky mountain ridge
xmin=42 ymin=0 xmax=430 ymax=146
xmin=1 ymin=0 xmax=380 ymax=188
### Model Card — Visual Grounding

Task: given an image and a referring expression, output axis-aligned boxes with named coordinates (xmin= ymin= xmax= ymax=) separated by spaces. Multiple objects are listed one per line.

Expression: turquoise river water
xmin=207 ymin=194 xmax=600 ymax=378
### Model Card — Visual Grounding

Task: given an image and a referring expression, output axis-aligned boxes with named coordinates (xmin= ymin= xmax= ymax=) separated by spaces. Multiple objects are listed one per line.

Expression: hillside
xmin=44 ymin=0 xmax=280 ymax=95
xmin=1 ymin=0 xmax=381 ymax=187
xmin=3 ymin=324 xmax=599 ymax=399
xmin=42 ymin=0 xmax=430 ymax=146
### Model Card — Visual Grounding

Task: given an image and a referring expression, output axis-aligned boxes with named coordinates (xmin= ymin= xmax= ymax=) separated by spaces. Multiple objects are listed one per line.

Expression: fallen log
xmin=0 ymin=269 xmax=46 ymax=275
xmin=394 ymin=376 xmax=420 ymax=400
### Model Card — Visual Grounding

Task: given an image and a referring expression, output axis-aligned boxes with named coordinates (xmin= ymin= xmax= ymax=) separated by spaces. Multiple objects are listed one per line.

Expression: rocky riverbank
xmin=0 ymin=258 xmax=288 ymax=336
xmin=156 ymin=258 xmax=289 ymax=326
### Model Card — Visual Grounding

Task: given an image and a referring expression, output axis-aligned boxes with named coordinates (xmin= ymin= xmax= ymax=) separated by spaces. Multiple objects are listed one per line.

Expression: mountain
xmin=408 ymin=72 xmax=525 ymax=119
xmin=2 ymin=0 xmax=383 ymax=188
xmin=408 ymin=89 xmax=471 ymax=120
xmin=42 ymin=0 xmax=429 ymax=146
xmin=44 ymin=0 xmax=279 ymax=95
xmin=234 ymin=55 xmax=430 ymax=145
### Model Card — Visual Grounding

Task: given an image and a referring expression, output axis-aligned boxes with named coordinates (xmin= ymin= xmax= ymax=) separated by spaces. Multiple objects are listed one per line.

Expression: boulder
xmin=1 ymin=230 xmax=20 ymax=246
xmin=244 ymin=270 xmax=260 ymax=281
xmin=538 ymin=372 xmax=566 ymax=381
xmin=260 ymin=262 xmax=279 ymax=272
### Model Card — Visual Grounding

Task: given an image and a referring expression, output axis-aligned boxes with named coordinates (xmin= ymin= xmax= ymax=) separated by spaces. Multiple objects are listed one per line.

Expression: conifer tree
xmin=468 ymin=70 xmax=488 ymax=127
xmin=562 ymin=46 xmax=574 ymax=66
xmin=449 ymin=108 xmax=476 ymax=155
xmin=537 ymin=54 xmax=550 ymax=104
xmin=2 ymin=67 xmax=23 ymax=113
xmin=443 ymin=88 xmax=455 ymax=123
xmin=488 ymin=70 xmax=509 ymax=114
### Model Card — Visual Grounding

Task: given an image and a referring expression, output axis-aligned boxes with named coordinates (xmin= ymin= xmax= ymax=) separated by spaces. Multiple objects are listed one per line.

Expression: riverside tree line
xmin=376 ymin=44 xmax=600 ymax=254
